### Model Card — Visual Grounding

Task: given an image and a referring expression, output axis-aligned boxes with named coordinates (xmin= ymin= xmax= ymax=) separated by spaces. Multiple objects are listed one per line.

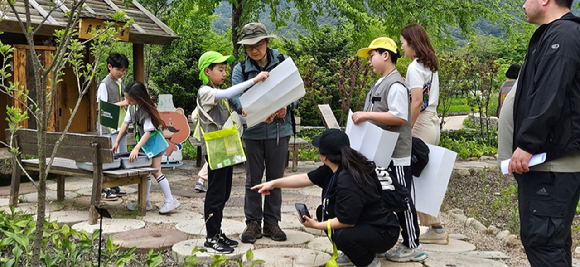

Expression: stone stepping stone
xmin=172 ymin=239 xmax=253 ymax=265
xmin=0 ymin=202 xmax=63 ymax=214
xmin=112 ymin=228 xmax=188 ymax=252
xmin=77 ymin=186 xmax=137 ymax=196
xmin=281 ymin=203 xmax=297 ymax=213
xmin=0 ymin=181 xmax=46 ymax=196
xmin=450 ymin=233 xmax=470 ymax=241
xmin=176 ymin=219 xmax=246 ymax=236
xmin=457 ymin=251 xmax=509 ymax=259
xmin=42 ymin=210 xmax=89 ymax=226
xmin=223 ymin=207 xmax=245 ymax=218
xmin=138 ymin=209 xmax=202 ymax=224
xmin=0 ymin=198 xmax=9 ymax=206
xmin=424 ymin=253 xmax=508 ymax=267
xmin=21 ymin=190 xmax=78 ymax=203
xmin=303 ymin=227 xmax=327 ymax=237
xmin=72 ymin=219 xmax=145 ymax=235
xmin=229 ymin=186 xmax=245 ymax=195
xmin=299 ymin=187 xmax=322 ymax=197
xmin=279 ymin=213 xmax=305 ymax=230
xmin=47 ymin=178 xmax=93 ymax=191
xmin=307 ymin=237 xmax=333 ymax=254
xmin=377 ymin=259 xmax=422 ymax=266
xmin=422 ymin=239 xmax=476 ymax=253
xmin=253 ymin=229 xmax=313 ymax=246
xmin=248 ymin=247 xmax=330 ymax=267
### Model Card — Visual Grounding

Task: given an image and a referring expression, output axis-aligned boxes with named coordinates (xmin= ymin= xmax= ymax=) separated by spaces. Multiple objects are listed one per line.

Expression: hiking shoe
xmin=419 ymin=227 xmax=449 ymax=244
xmin=336 ymin=252 xmax=354 ymax=266
xmin=111 ymin=187 xmax=126 ymax=195
xmin=365 ymin=257 xmax=381 ymax=267
xmin=204 ymin=235 xmax=234 ymax=254
xmin=241 ymin=221 xmax=262 ymax=243
xmin=159 ymin=198 xmax=180 ymax=214
xmin=384 ymin=244 xmax=426 ymax=262
xmin=195 ymin=181 xmax=207 ymax=192
xmin=263 ymin=223 xmax=287 ymax=241
xmin=126 ymin=200 xmax=153 ymax=211
xmin=218 ymin=231 xmax=239 ymax=248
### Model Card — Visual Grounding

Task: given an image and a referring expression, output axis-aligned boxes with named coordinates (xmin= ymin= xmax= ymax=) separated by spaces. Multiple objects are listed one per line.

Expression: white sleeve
xmin=405 ymin=60 xmax=428 ymax=90
xmin=214 ymin=80 xmax=255 ymax=99
xmin=97 ymin=83 xmax=108 ymax=102
xmin=143 ymin=116 xmax=156 ymax=132
xmin=387 ymin=83 xmax=409 ymax=121
xmin=123 ymin=106 xmax=132 ymax=124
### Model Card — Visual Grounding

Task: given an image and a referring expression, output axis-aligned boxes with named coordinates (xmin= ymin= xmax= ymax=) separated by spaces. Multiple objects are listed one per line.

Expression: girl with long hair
xmin=252 ymin=129 xmax=400 ymax=267
xmin=113 ymin=81 xmax=180 ymax=214
xmin=399 ymin=24 xmax=447 ymax=244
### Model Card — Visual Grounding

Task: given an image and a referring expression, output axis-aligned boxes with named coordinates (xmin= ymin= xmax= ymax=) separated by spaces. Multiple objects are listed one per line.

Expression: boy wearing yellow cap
xmin=197 ymin=51 xmax=269 ymax=254
xmin=352 ymin=38 xmax=426 ymax=263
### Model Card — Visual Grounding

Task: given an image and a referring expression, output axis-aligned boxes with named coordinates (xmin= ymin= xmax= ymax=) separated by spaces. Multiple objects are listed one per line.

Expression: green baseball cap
xmin=237 ymin=23 xmax=277 ymax=45
xmin=198 ymin=51 xmax=235 ymax=84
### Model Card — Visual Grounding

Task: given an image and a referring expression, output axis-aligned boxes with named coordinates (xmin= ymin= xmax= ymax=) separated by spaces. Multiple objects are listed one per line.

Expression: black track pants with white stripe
xmin=387 ymin=162 xmax=421 ymax=248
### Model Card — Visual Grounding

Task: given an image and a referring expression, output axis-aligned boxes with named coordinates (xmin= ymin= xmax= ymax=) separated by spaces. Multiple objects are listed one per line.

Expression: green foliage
xmin=0 ymin=207 xmax=136 ymax=266
xmin=439 ymin=129 xmax=498 ymax=159
xmin=181 ymin=139 xmax=197 ymax=160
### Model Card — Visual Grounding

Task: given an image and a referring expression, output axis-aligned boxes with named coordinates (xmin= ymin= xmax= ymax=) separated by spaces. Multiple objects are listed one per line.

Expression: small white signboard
xmin=345 ymin=110 xmax=399 ymax=168
xmin=240 ymin=57 xmax=305 ymax=128
xmin=412 ymin=145 xmax=458 ymax=217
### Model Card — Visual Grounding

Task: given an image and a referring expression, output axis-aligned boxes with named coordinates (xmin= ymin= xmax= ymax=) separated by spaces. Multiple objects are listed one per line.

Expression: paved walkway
xmin=0 ymin=159 xmax=537 ymax=266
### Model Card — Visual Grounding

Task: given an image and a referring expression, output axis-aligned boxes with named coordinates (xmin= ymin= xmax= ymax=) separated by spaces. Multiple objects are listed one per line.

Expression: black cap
xmin=312 ymin=129 xmax=350 ymax=156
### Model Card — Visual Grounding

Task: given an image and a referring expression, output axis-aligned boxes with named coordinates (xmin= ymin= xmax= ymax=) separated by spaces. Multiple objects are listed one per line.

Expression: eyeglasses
xmin=113 ymin=67 xmax=127 ymax=73
xmin=245 ymin=41 xmax=265 ymax=52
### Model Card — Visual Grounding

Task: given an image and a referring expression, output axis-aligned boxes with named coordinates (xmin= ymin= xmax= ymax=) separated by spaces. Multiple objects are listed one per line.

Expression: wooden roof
xmin=0 ymin=0 xmax=179 ymax=45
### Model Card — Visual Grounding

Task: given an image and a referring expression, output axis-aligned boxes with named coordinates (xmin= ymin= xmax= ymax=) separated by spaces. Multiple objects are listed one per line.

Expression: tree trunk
xmin=231 ymin=0 xmax=243 ymax=66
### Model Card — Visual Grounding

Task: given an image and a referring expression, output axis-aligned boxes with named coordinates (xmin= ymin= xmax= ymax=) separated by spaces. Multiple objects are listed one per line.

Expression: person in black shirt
xmin=252 ymin=129 xmax=399 ymax=267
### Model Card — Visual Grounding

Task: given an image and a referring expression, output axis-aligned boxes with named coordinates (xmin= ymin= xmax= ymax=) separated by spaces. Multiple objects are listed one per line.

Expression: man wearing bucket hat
xmin=196 ymin=51 xmax=269 ymax=253
xmin=230 ymin=22 xmax=299 ymax=243
xmin=353 ymin=37 xmax=426 ymax=262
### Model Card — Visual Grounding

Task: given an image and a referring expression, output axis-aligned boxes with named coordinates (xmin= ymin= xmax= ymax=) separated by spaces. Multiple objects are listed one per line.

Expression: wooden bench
xmin=5 ymin=129 xmax=157 ymax=224
xmin=287 ymin=137 xmax=308 ymax=172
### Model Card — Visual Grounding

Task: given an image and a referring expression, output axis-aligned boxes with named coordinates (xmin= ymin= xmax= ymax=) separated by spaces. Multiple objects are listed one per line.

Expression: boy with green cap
xmin=352 ymin=37 xmax=426 ymax=263
xmin=197 ymin=51 xmax=269 ymax=254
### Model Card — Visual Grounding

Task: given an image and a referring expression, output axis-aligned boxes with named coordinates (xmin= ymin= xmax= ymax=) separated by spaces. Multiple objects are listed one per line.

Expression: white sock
xmin=197 ymin=178 xmax=205 ymax=184
xmin=145 ymin=175 xmax=151 ymax=201
xmin=156 ymin=174 xmax=174 ymax=202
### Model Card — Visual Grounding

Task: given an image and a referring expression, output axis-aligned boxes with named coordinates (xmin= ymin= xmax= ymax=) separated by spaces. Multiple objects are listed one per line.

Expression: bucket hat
xmin=198 ymin=51 xmax=234 ymax=84
xmin=238 ymin=23 xmax=277 ymax=45
xmin=357 ymin=37 xmax=398 ymax=58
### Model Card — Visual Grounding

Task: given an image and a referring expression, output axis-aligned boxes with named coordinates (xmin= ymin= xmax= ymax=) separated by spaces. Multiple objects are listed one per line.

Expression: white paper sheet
xmin=345 ymin=110 xmax=399 ymax=167
xmin=239 ymin=57 xmax=305 ymax=128
xmin=500 ymin=152 xmax=547 ymax=174
xmin=413 ymin=145 xmax=458 ymax=217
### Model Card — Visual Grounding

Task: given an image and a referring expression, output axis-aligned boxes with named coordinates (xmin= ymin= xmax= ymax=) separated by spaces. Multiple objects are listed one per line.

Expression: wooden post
xmin=138 ymin=174 xmax=147 ymax=216
xmin=10 ymin=136 xmax=22 ymax=206
xmin=133 ymin=43 xmax=144 ymax=83
xmin=56 ymin=175 xmax=65 ymax=202
xmin=89 ymin=141 xmax=102 ymax=224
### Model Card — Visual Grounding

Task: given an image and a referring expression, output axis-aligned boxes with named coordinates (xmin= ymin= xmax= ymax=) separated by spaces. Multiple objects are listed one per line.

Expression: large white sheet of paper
xmin=239 ymin=57 xmax=305 ymax=128
xmin=500 ymin=153 xmax=546 ymax=174
xmin=412 ymin=145 xmax=458 ymax=217
xmin=345 ymin=110 xmax=399 ymax=167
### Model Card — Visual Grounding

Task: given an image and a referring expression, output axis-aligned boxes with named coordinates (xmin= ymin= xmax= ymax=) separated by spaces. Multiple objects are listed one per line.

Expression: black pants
xmin=204 ymin=156 xmax=233 ymax=238
xmin=243 ymin=137 xmax=289 ymax=225
xmin=387 ymin=163 xmax=420 ymax=248
xmin=515 ymin=171 xmax=580 ymax=267
xmin=334 ymin=224 xmax=399 ymax=266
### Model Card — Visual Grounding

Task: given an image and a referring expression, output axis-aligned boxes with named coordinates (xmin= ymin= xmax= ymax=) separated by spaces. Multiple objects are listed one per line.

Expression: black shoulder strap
xmin=241 ymin=61 xmax=248 ymax=81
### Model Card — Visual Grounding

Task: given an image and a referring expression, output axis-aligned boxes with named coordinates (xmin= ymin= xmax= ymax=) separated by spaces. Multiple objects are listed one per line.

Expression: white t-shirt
xmin=123 ymin=106 xmax=155 ymax=132
xmin=198 ymin=85 xmax=220 ymax=114
xmin=405 ymin=59 xmax=439 ymax=113
xmin=96 ymin=76 xmax=123 ymax=103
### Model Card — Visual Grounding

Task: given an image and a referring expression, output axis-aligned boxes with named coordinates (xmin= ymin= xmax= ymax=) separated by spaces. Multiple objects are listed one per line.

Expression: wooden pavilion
xmin=0 ymin=0 xmax=179 ymax=142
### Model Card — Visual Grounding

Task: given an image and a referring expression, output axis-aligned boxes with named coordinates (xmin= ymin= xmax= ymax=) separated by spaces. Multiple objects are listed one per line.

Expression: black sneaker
xmin=218 ymin=231 xmax=239 ymax=248
xmin=241 ymin=220 xmax=262 ymax=243
xmin=204 ymin=235 xmax=234 ymax=254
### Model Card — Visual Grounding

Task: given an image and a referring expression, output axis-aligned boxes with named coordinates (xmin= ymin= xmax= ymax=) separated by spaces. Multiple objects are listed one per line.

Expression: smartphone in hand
xmin=295 ymin=203 xmax=310 ymax=223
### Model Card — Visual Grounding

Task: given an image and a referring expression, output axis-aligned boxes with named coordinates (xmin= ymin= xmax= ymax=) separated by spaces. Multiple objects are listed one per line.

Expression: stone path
xmin=0 ymin=159 xmax=530 ymax=266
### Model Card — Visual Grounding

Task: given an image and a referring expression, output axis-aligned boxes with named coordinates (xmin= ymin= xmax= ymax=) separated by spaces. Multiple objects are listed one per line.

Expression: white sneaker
xmin=126 ymin=200 xmax=153 ymax=211
xmin=159 ymin=198 xmax=180 ymax=214
xmin=195 ymin=181 xmax=207 ymax=192
xmin=365 ymin=257 xmax=381 ymax=267
xmin=384 ymin=244 xmax=426 ymax=262
xmin=336 ymin=252 xmax=354 ymax=266
xmin=420 ymin=227 xmax=449 ymax=244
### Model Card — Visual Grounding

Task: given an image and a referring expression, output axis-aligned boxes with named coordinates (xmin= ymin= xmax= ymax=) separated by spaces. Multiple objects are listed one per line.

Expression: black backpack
xmin=240 ymin=53 xmax=297 ymax=135
xmin=375 ymin=166 xmax=410 ymax=213
xmin=411 ymin=137 xmax=430 ymax=177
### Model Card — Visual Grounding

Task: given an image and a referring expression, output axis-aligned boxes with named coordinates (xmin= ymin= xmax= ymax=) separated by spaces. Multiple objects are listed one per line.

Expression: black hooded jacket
xmin=513 ymin=13 xmax=580 ymax=161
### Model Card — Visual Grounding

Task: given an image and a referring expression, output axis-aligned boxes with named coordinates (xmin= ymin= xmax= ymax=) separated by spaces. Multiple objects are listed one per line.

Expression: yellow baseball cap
xmin=357 ymin=37 xmax=398 ymax=58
